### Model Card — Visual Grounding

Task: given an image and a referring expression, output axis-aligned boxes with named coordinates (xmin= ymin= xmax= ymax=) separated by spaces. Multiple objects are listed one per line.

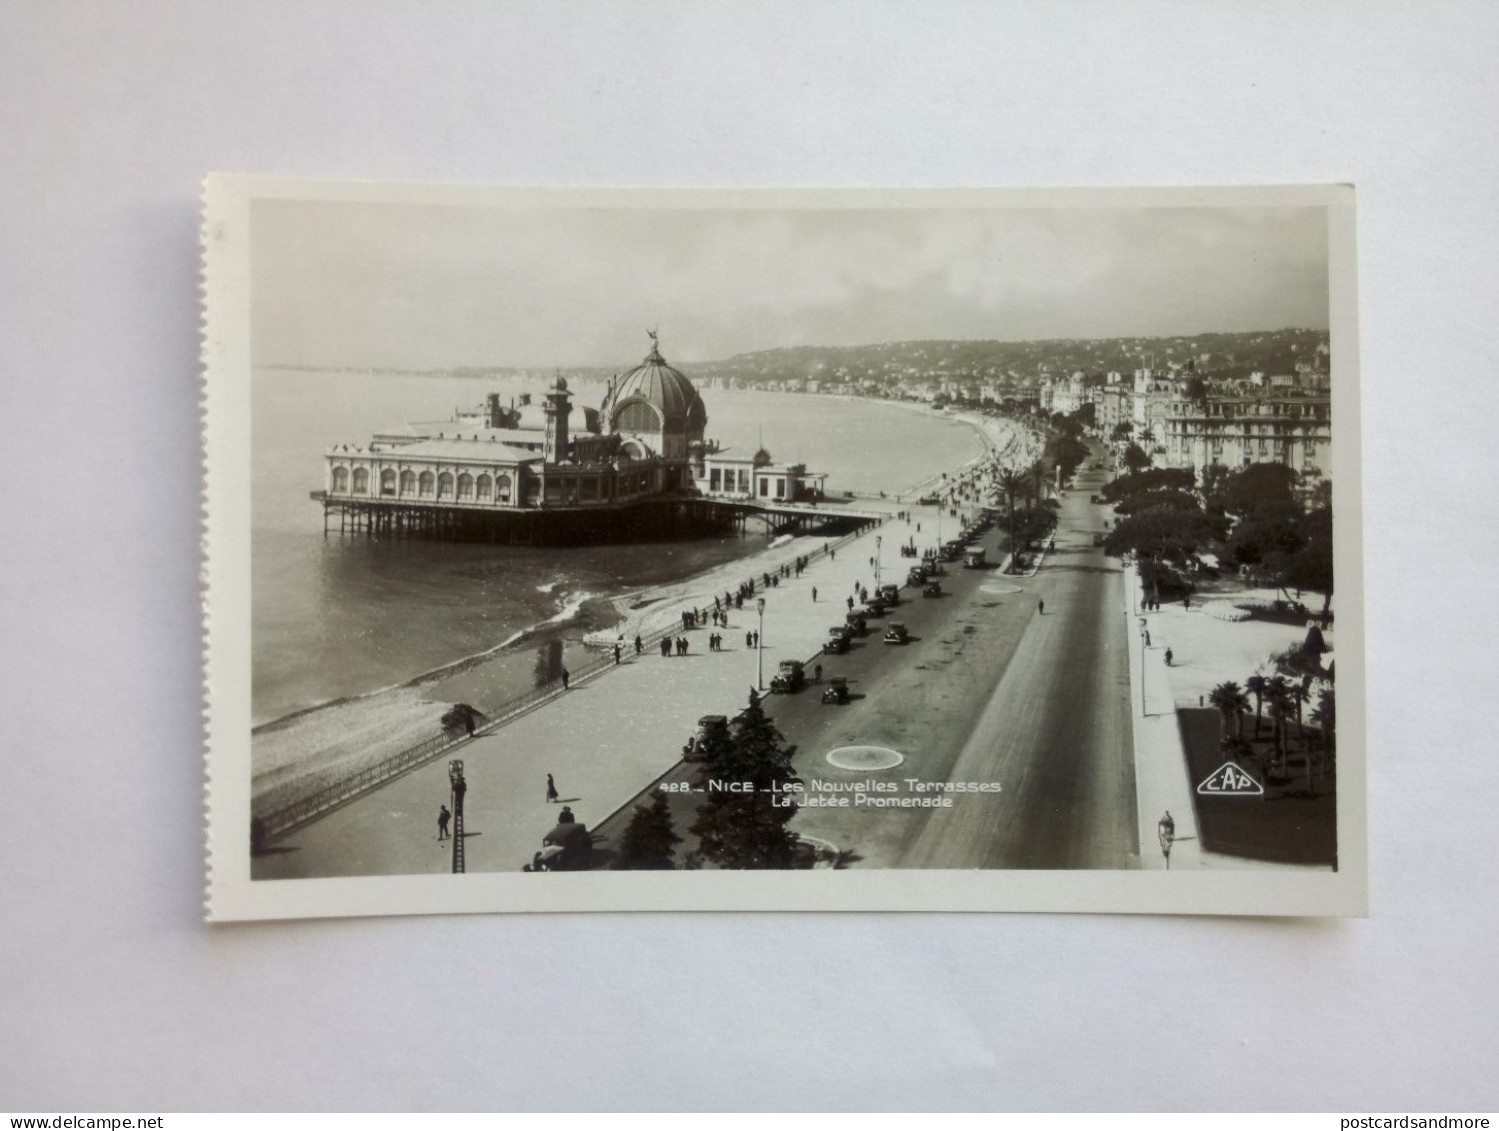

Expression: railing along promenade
xmin=254 ymin=515 xmax=886 ymax=842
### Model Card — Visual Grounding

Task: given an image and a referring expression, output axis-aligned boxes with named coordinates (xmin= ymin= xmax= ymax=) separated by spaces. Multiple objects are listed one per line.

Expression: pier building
xmin=315 ymin=334 xmax=854 ymax=545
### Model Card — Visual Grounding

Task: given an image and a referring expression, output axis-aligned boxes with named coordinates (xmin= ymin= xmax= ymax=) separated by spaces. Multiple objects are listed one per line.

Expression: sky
xmin=250 ymin=199 xmax=1330 ymax=370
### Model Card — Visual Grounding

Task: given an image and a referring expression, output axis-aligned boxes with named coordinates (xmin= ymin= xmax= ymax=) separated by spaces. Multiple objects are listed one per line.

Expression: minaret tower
xmin=543 ymin=373 xmax=572 ymax=464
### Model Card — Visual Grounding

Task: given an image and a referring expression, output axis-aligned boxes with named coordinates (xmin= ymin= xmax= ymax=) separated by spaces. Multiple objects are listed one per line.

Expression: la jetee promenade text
xmin=661 ymin=778 xmax=1005 ymax=808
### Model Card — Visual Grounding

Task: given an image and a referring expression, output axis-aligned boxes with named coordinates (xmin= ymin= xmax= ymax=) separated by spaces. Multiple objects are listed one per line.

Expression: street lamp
xmin=756 ymin=596 xmax=766 ymax=691
xmin=875 ymin=535 xmax=882 ymax=589
xmin=448 ymin=758 xmax=467 ymax=874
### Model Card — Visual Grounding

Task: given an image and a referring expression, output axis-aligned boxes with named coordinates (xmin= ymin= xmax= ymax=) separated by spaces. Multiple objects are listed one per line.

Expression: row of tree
xmin=1208 ymin=676 xmax=1335 ymax=792
xmin=1101 ymin=460 xmax=1333 ymax=615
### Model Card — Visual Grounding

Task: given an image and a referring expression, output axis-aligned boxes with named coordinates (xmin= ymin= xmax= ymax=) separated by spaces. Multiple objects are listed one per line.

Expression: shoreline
xmin=251 ymin=402 xmax=1035 ymax=810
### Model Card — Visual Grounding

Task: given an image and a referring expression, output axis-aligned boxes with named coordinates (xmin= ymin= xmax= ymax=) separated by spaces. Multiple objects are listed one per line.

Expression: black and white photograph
xmin=11 ymin=0 xmax=1499 ymax=1115
xmin=205 ymin=181 xmax=1364 ymax=919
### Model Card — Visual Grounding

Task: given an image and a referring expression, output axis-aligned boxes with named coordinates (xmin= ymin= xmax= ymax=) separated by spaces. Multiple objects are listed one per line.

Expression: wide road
xmin=898 ymin=474 xmax=1136 ymax=868
xmin=593 ymin=463 xmax=1138 ymax=870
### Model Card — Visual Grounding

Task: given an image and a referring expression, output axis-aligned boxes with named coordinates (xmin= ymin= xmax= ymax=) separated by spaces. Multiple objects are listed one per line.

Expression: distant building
xmin=1162 ymin=391 xmax=1331 ymax=481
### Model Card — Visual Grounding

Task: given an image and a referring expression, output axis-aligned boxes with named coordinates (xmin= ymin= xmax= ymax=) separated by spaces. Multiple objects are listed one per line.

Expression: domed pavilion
xmin=602 ymin=333 xmax=708 ymax=462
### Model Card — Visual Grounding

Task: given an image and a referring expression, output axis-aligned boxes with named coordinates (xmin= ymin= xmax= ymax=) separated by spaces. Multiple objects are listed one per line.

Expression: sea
xmin=251 ymin=367 xmax=987 ymax=731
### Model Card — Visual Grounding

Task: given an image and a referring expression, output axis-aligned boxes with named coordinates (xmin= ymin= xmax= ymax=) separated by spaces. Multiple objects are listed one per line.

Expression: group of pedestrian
xmin=707 ymin=632 xmax=727 ymax=651
xmin=659 ymin=636 xmax=689 ymax=656
xmin=745 ymin=630 xmax=760 ymax=648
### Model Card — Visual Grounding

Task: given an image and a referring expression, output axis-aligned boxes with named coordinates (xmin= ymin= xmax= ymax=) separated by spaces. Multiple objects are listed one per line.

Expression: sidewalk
xmin=253 ymin=497 xmax=970 ymax=879
xmin=1123 ymin=562 xmax=1203 ymax=870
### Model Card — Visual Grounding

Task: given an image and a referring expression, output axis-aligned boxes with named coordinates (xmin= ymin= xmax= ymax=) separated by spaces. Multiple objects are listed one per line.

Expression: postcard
xmin=203 ymin=179 xmax=1365 ymax=919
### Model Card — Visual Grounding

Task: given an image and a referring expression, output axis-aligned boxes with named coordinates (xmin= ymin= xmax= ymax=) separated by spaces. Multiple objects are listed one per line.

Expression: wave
xmin=252 ymin=589 xmax=602 ymax=734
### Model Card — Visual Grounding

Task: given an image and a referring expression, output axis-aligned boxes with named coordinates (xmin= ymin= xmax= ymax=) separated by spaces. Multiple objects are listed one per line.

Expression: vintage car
xmin=863 ymin=595 xmax=888 ymax=617
xmin=820 ymin=676 xmax=850 ymax=705
xmin=769 ymin=659 xmax=807 ymax=694
xmin=939 ymin=541 xmax=964 ymax=562
xmin=922 ymin=580 xmax=942 ymax=597
xmin=907 ymin=565 xmax=930 ymax=586
xmin=878 ymin=583 xmax=901 ymax=606
xmin=845 ymin=610 xmax=868 ymax=636
xmin=882 ymin=621 xmax=910 ymax=645
xmin=963 ymin=546 xmax=987 ymax=569
xmin=684 ymin=714 xmax=729 ymax=761
xmin=525 ymin=821 xmax=594 ymax=872
xmin=824 ymin=625 xmax=852 ymax=654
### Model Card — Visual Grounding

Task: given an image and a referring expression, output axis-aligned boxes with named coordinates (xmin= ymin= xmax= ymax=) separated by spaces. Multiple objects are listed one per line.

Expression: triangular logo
xmin=1196 ymin=761 xmax=1264 ymax=796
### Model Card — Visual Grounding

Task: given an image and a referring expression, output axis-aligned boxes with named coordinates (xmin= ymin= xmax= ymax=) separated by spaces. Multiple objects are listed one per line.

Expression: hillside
xmin=701 ymin=329 xmax=1329 ymax=388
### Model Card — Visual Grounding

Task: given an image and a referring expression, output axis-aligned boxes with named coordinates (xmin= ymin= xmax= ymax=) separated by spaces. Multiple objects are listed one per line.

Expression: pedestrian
xmin=1038 ymin=598 xmax=1045 ymax=615
xmin=811 ymin=586 xmax=818 ymax=602
xmin=613 ymin=643 xmax=621 ymax=665
xmin=634 ymin=635 xmax=643 ymax=655
xmin=437 ymin=804 xmax=451 ymax=840
xmin=661 ymin=636 xmax=671 ymax=658
xmin=847 ymin=595 xmax=854 ymax=611
xmin=1164 ymin=648 xmax=1173 ymax=666
xmin=546 ymin=773 xmax=559 ymax=804
xmin=558 ymin=805 xmax=576 ymax=825
xmin=1183 ymin=596 xmax=1190 ymax=611
xmin=1144 ymin=630 xmax=1151 ymax=646
xmin=814 ymin=663 xmax=822 ymax=684
xmin=746 ymin=630 xmax=754 ymax=648
xmin=561 ymin=667 xmax=570 ymax=690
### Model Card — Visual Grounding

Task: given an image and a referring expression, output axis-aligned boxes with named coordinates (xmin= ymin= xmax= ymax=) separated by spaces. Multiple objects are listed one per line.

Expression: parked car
xmin=963 ymin=546 xmax=986 ymax=568
xmin=769 ymin=659 xmax=807 ymax=693
xmin=923 ymin=580 xmax=942 ymax=597
xmin=824 ymin=626 xmax=851 ymax=654
xmin=525 ymin=822 xmax=594 ymax=872
xmin=845 ymin=610 xmax=869 ymax=635
xmin=685 ymin=714 xmax=728 ymax=761
xmin=907 ymin=566 xmax=930 ymax=586
xmin=878 ymin=583 xmax=901 ymax=606
xmin=882 ymin=621 xmax=910 ymax=645
xmin=820 ymin=676 xmax=850 ymax=705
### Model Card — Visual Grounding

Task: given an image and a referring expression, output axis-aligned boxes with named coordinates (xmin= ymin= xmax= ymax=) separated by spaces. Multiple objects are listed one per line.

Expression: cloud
xmin=250 ymin=199 xmax=1328 ymax=369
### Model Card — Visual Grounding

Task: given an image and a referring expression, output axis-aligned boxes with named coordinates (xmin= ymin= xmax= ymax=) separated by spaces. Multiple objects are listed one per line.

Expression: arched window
xmin=437 ymin=472 xmax=454 ymax=498
xmin=496 ymin=474 xmax=512 ymax=503
xmin=380 ymin=469 xmax=397 ymax=496
xmin=399 ymin=470 xmax=416 ymax=495
xmin=351 ymin=467 xmax=369 ymax=495
xmin=418 ymin=471 xmax=435 ymax=497
xmin=331 ymin=466 xmax=349 ymax=493
xmin=457 ymin=473 xmax=474 ymax=500
xmin=617 ymin=401 xmax=662 ymax=434
xmin=476 ymin=474 xmax=492 ymax=500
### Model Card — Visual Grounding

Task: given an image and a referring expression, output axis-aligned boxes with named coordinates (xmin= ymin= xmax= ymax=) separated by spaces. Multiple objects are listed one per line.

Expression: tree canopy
xmin=616 ymin=790 xmax=682 ymax=870
xmin=1224 ymin=461 xmax=1299 ymax=516
xmin=1120 ymin=442 xmax=1152 ymax=473
xmin=690 ymin=689 xmax=802 ymax=869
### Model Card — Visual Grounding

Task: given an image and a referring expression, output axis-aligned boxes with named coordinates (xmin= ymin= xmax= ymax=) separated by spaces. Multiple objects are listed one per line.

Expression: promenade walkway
xmin=253 ymin=498 xmax=967 ymax=879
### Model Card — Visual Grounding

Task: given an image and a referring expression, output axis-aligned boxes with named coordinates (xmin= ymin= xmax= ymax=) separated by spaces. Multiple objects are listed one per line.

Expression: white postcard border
xmin=204 ymin=178 xmax=1367 ymax=921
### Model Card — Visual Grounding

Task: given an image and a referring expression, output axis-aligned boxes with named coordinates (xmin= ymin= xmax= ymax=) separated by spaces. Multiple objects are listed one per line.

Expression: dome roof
xmin=608 ymin=337 xmax=707 ymax=430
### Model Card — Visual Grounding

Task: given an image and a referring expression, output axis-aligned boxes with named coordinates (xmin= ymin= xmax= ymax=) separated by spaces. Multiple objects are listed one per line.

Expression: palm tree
xmin=1266 ymin=676 xmax=1293 ymax=773
xmin=1245 ymin=674 xmax=1270 ymax=738
xmin=1289 ymin=680 xmax=1312 ymax=746
xmin=1310 ymin=687 xmax=1336 ymax=789
xmin=1208 ymin=681 xmax=1249 ymax=744
xmin=1310 ymin=687 xmax=1336 ymax=753
xmin=1221 ymin=734 xmax=1254 ymax=767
